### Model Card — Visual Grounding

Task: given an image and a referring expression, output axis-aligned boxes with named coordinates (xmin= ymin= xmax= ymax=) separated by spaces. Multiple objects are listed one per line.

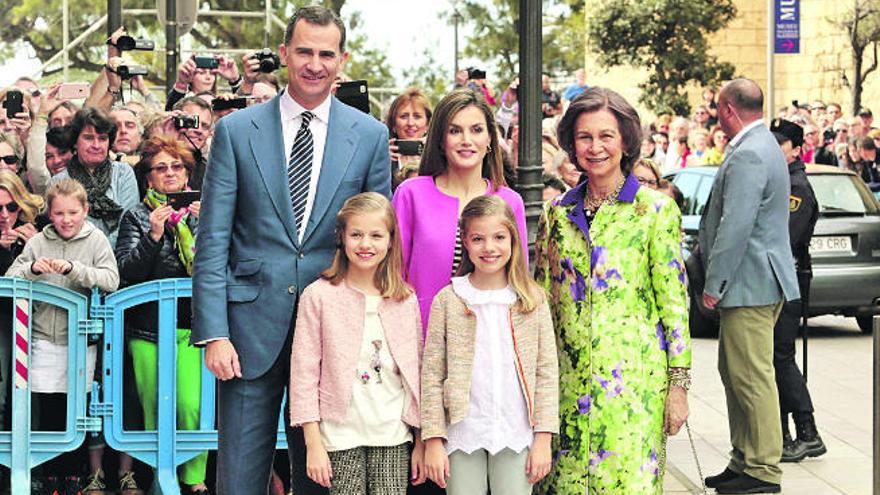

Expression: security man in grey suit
xmin=699 ymin=79 xmax=800 ymax=495
xmin=191 ymin=6 xmax=391 ymax=494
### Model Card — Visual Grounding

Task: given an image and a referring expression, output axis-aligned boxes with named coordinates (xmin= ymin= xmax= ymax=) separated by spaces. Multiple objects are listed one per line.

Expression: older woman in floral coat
xmin=534 ymin=87 xmax=691 ymax=494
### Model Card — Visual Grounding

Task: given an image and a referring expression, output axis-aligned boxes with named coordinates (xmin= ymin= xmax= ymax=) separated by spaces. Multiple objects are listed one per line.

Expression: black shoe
xmin=705 ymin=467 xmax=739 ymax=488
xmin=715 ymin=473 xmax=781 ymax=494
xmin=781 ymin=429 xmax=807 ymax=462
xmin=800 ymin=434 xmax=827 ymax=458
xmin=795 ymin=413 xmax=828 ymax=458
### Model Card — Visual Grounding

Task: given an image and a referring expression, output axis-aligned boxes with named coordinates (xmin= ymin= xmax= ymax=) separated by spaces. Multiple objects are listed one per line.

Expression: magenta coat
xmin=391 ymin=176 xmax=529 ymax=335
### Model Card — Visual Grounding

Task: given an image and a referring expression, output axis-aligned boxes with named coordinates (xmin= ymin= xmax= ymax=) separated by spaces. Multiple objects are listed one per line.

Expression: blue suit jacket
xmin=698 ymin=123 xmax=799 ymax=308
xmin=191 ymin=94 xmax=391 ymax=379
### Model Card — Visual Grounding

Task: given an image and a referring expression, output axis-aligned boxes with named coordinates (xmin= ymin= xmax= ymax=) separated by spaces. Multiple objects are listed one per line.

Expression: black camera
xmin=253 ymin=49 xmax=281 ymax=73
xmin=467 ymin=67 xmax=486 ymax=80
xmin=115 ymin=64 xmax=148 ymax=80
xmin=823 ymin=128 xmax=835 ymax=144
xmin=114 ymin=35 xmax=155 ymax=51
xmin=396 ymin=140 xmax=423 ymax=156
xmin=212 ymin=97 xmax=251 ymax=112
xmin=173 ymin=114 xmax=200 ymax=130
xmin=194 ymin=55 xmax=220 ymax=70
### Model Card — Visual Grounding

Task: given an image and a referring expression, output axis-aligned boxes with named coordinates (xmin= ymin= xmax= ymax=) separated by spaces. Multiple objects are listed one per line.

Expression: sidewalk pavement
xmin=663 ymin=315 xmax=874 ymax=495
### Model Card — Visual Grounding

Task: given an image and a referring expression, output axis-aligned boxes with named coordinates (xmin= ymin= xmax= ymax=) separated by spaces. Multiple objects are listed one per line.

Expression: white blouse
xmin=320 ymin=295 xmax=412 ymax=452
xmin=446 ymin=275 xmax=533 ymax=455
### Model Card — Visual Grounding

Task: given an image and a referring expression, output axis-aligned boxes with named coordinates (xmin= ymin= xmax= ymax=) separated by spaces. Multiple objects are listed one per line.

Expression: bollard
xmin=874 ymin=315 xmax=879 ymax=495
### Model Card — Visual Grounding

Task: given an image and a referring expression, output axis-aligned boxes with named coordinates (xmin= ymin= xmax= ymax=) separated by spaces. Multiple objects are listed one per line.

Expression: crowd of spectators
xmin=0 ymin=22 xmax=876 ymax=493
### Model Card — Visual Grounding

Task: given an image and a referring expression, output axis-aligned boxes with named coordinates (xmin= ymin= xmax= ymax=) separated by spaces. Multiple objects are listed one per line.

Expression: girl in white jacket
xmin=6 ymin=178 xmax=119 ymax=485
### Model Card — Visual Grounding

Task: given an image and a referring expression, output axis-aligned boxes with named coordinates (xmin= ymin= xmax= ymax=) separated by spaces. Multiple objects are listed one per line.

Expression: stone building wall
xmin=579 ymin=0 xmax=880 ymax=119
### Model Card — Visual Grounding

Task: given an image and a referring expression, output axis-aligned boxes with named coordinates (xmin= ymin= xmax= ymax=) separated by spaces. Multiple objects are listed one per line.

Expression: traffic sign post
xmin=774 ymin=0 xmax=800 ymax=54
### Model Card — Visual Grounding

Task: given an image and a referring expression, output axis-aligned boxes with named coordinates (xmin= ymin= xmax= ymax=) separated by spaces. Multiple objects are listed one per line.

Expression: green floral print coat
xmin=534 ymin=174 xmax=691 ymax=494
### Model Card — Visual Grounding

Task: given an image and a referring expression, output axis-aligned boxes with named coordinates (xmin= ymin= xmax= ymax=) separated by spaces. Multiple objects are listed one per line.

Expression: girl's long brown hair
xmin=455 ymin=195 xmax=542 ymax=312
xmin=321 ymin=192 xmax=412 ymax=301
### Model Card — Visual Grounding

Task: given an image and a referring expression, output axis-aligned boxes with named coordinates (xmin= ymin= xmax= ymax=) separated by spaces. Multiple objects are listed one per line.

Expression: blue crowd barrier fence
xmin=0 ymin=277 xmax=289 ymax=494
xmin=0 ymin=277 xmax=93 ymax=494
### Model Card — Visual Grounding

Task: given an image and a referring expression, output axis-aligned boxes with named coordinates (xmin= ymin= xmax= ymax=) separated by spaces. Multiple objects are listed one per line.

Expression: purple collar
xmin=559 ymin=173 xmax=640 ymax=242
xmin=558 ymin=172 xmax=641 ymax=207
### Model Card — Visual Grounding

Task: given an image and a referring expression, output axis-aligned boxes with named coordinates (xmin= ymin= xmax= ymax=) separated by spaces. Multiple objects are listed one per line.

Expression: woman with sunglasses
xmin=116 ymin=135 xmax=208 ymax=494
xmin=0 ymin=133 xmax=23 ymax=177
xmin=0 ymin=169 xmax=45 ymax=438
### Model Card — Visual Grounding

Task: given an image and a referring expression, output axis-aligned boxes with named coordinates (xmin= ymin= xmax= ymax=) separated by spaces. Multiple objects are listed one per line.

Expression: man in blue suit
xmin=191 ymin=6 xmax=391 ymax=494
xmin=699 ymin=79 xmax=799 ymax=494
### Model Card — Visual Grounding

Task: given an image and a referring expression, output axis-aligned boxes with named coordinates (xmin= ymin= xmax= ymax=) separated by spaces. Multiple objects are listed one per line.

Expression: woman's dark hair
xmin=69 ymin=107 xmax=117 ymax=150
xmin=135 ymin=135 xmax=195 ymax=197
xmin=46 ymin=125 xmax=74 ymax=152
xmin=556 ymin=87 xmax=642 ymax=176
xmin=418 ymin=88 xmax=506 ymax=191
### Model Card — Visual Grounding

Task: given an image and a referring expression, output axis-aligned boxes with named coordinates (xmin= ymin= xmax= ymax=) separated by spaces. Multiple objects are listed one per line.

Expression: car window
xmin=670 ymin=172 xmax=705 ymax=215
xmin=807 ymin=174 xmax=879 ymax=214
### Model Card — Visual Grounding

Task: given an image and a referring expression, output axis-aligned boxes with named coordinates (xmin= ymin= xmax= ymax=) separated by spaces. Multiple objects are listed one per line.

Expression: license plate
xmin=809 ymin=236 xmax=852 ymax=253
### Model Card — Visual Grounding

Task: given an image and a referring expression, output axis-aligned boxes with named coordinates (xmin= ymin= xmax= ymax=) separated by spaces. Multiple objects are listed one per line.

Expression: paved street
xmin=664 ymin=315 xmax=875 ymax=494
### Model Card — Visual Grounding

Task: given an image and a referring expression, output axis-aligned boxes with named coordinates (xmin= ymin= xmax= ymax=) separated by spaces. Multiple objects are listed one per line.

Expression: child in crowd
xmin=289 ymin=192 xmax=424 ymax=495
xmin=5 ymin=178 xmax=119 ymax=490
xmin=421 ymin=195 xmax=559 ymax=495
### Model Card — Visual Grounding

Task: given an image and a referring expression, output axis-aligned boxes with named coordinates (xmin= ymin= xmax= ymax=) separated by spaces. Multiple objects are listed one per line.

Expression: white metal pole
xmin=767 ymin=0 xmax=775 ymax=118
xmin=63 ymin=0 xmax=69 ymax=81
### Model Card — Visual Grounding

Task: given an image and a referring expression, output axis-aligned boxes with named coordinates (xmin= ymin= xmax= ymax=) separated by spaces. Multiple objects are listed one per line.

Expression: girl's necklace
xmin=584 ymin=176 xmax=626 ymax=216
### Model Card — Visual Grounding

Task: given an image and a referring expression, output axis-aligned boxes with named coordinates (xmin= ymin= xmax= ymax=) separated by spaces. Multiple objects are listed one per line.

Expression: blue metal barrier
xmin=0 ymin=278 xmax=95 ymax=494
xmin=95 ymin=278 xmax=288 ymax=494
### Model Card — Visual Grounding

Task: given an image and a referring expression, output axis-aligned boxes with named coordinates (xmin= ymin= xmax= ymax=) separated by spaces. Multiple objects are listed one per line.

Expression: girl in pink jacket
xmin=290 ymin=192 xmax=425 ymax=494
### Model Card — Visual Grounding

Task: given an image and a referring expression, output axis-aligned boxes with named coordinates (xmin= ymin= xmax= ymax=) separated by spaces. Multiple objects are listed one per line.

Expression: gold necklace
xmin=584 ymin=176 xmax=626 ymax=215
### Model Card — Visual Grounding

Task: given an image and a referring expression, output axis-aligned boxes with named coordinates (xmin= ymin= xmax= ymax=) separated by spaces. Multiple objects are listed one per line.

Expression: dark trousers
xmin=772 ymin=298 xmax=814 ymax=415
xmin=216 ymin=330 xmax=327 ymax=495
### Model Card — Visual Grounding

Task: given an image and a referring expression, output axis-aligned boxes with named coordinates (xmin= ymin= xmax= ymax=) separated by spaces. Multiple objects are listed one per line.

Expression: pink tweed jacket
xmin=289 ymin=278 xmax=422 ymax=427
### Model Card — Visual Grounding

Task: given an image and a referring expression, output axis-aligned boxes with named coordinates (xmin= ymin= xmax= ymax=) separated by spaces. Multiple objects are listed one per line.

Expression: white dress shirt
xmin=278 ymin=89 xmax=332 ymax=241
xmin=445 ymin=275 xmax=533 ymax=455
xmin=728 ymin=119 xmax=764 ymax=149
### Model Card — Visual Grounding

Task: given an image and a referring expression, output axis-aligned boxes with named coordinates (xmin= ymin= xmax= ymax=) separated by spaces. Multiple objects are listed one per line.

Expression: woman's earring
xmin=487 ymin=145 xmax=493 ymax=153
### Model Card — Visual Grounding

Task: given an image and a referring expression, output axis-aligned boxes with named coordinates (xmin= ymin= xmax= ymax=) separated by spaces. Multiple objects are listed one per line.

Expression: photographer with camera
xmin=385 ymin=87 xmax=432 ymax=181
xmin=85 ymin=28 xmax=161 ymax=113
xmin=158 ymin=96 xmax=214 ymax=190
xmin=814 ymin=118 xmax=849 ymax=166
xmin=237 ymin=49 xmax=281 ymax=96
xmin=465 ymin=67 xmax=496 ymax=106
xmin=166 ymin=54 xmax=243 ymax=111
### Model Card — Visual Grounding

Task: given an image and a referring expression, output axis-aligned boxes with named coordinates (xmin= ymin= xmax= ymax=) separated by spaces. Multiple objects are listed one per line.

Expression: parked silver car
xmin=666 ymin=164 xmax=880 ymax=336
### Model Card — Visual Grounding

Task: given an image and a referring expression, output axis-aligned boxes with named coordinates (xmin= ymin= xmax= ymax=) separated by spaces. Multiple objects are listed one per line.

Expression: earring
xmin=487 ymin=145 xmax=493 ymax=153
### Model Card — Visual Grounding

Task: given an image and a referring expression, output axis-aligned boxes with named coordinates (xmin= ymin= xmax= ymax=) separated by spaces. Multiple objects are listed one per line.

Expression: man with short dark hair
xmin=109 ymin=106 xmax=142 ymax=163
xmin=700 ymin=78 xmax=799 ymax=494
xmin=855 ymin=136 xmax=880 ymax=189
xmin=171 ymin=96 xmax=214 ymax=189
xmin=192 ymin=6 xmax=390 ymax=494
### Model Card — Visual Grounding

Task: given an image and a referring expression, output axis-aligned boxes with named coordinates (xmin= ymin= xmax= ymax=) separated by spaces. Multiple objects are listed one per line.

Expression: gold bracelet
xmin=668 ymin=367 xmax=691 ymax=391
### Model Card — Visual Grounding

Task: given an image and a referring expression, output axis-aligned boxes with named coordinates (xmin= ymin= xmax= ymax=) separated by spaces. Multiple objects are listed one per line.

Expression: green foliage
xmin=828 ymin=0 xmax=880 ymax=114
xmin=401 ymin=48 xmax=453 ymax=106
xmin=342 ymin=12 xmax=395 ymax=92
xmin=587 ymin=0 xmax=737 ymax=115
xmin=455 ymin=0 xmax=586 ymax=79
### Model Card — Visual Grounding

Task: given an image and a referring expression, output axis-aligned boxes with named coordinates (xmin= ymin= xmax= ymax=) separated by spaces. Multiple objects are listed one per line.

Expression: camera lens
xmin=116 ymin=35 xmax=135 ymax=51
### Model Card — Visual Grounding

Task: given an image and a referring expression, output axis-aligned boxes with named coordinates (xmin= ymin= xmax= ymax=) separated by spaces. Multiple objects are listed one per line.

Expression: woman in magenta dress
xmin=392 ymin=88 xmax=528 ymax=338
